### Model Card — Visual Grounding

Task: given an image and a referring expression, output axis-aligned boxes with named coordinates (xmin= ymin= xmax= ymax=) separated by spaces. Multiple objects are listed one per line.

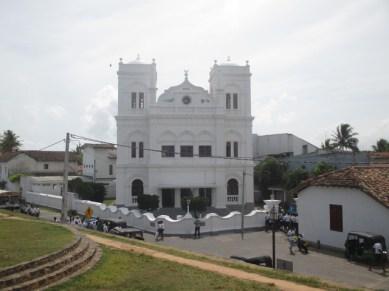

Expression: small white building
xmin=116 ymin=58 xmax=254 ymax=209
xmin=295 ymin=166 xmax=389 ymax=249
xmin=0 ymin=151 xmax=80 ymax=185
xmin=252 ymin=133 xmax=318 ymax=158
xmin=81 ymin=143 xmax=116 ymax=183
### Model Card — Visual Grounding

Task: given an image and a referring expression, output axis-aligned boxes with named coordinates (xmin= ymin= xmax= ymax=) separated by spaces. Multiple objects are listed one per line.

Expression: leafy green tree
xmin=284 ymin=168 xmax=310 ymax=190
xmin=137 ymin=194 xmax=159 ymax=211
xmin=331 ymin=123 xmax=359 ymax=152
xmin=68 ymin=178 xmax=106 ymax=202
xmin=0 ymin=130 xmax=22 ymax=153
xmin=312 ymin=161 xmax=336 ymax=176
xmin=321 ymin=138 xmax=334 ymax=150
xmin=254 ymin=157 xmax=286 ymax=198
xmin=72 ymin=143 xmax=83 ymax=165
xmin=372 ymin=138 xmax=389 ymax=152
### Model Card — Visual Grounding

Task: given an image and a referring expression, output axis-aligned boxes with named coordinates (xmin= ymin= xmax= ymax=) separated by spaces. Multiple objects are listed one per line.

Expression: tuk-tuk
xmin=344 ymin=231 xmax=387 ymax=263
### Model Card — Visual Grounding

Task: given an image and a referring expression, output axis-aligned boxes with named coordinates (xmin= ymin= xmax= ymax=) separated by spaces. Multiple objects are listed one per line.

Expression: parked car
xmin=344 ymin=231 xmax=388 ymax=263
xmin=109 ymin=227 xmax=144 ymax=240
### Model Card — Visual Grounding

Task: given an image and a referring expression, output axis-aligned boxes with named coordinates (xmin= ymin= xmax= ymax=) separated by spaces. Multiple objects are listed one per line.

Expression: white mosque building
xmin=115 ymin=57 xmax=254 ymax=209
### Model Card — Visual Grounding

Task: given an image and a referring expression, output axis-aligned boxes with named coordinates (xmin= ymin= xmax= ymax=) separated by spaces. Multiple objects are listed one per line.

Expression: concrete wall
xmin=284 ymin=151 xmax=369 ymax=171
xmin=297 ymin=186 xmax=389 ymax=249
xmin=24 ymin=191 xmax=265 ymax=235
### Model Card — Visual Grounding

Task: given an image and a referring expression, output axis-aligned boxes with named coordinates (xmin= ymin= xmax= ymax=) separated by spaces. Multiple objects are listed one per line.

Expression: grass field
xmin=80 ymin=229 xmax=356 ymax=291
xmin=49 ymin=246 xmax=278 ymax=291
xmin=0 ymin=217 xmax=74 ymax=268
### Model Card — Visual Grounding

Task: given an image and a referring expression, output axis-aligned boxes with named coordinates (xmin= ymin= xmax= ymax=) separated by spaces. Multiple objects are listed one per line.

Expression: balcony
xmin=227 ymin=195 xmax=239 ymax=204
xmin=132 ymin=196 xmax=138 ymax=204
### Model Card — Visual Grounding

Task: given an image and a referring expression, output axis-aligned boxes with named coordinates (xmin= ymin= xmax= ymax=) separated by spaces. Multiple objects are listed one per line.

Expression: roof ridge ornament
xmin=136 ymin=54 xmax=140 ymax=61
xmin=184 ymin=70 xmax=188 ymax=80
xmin=227 ymin=56 xmax=231 ymax=62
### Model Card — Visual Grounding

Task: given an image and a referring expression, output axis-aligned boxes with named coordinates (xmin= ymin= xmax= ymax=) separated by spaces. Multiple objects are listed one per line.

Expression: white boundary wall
xmin=25 ymin=191 xmax=265 ymax=235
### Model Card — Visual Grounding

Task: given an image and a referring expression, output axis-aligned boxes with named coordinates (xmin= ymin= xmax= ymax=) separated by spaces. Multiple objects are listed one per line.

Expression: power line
xmin=70 ymin=133 xmax=258 ymax=162
xmin=39 ymin=139 xmax=65 ymax=151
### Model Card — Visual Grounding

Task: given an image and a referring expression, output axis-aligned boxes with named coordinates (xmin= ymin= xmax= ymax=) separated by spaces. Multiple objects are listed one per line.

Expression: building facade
xmin=82 ymin=143 xmax=116 ymax=183
xmin=295 ymin=166 xmax=389 ymax=249
xmin=116 ymin=58 xmax=254 ymax=209
xmin=252 ymin=133 xmax=318 ymax=159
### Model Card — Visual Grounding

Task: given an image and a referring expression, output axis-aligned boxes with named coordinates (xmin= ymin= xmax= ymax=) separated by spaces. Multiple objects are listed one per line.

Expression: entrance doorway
xmin=161 ymin=189 xmax=175 ymax=208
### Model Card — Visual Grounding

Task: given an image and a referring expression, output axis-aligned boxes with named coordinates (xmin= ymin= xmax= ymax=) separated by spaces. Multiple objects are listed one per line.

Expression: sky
xmin=0 ymin=0 xmax=388 ymax=151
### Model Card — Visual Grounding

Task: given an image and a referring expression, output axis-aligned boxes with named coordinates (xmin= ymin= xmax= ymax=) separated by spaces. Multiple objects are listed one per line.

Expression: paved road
xmin=38 ymin=209 xmax=388 ymax=290
xmin=144 ymin=231 xmax=389 ymax=290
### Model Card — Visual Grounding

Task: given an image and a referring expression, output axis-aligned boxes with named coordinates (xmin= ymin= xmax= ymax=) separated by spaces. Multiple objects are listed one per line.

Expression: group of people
xmin=265 ymin=211 xmax=298 ymax=233
xmin=155 ymin=218 xmax=202 ymax=241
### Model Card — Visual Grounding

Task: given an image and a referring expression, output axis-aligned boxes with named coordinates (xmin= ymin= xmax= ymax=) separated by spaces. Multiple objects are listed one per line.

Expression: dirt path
xmin=86 ymin=234 xmax=324 ymax=291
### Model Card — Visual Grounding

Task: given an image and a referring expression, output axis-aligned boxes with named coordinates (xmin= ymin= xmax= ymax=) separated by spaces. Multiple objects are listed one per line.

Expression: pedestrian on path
xmin=287 ymin=229 xmax=296 ymax=255
xmin=155 ymin=220 xmax=165 ymax=241
xmin=194 ymin=218 xmax=201 ymax=239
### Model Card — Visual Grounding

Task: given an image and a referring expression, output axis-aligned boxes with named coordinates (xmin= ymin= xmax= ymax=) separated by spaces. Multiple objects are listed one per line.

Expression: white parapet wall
xmin=25 ymin=191 xmax=266 ymax=235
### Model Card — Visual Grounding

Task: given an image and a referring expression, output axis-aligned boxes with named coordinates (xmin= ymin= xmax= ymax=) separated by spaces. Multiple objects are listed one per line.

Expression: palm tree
xmin=372 ymin=138 xmax=389 ymax=152
xmin=0 ymin=130 xmax=22 ymax=153
xmin=331 ymin=123 xmax=359 ymax=152
xmin=321 ymin=138 xmax=334 ymax=150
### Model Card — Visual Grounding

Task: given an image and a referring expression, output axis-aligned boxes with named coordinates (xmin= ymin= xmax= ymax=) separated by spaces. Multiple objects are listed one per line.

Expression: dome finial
xmin=227 ymin=56 xmax=231 ymax=62
xmin=184 ymin=70 xmax=188 ymax=80
xmin=136 ymin=54 xmax=140 ymax=61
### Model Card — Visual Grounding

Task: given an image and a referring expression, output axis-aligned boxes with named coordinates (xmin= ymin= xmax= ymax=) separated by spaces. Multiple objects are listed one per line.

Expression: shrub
xmin=312 ymin=161 xmax=336 ymax=176
xmin=137 ymin=194 xmax=159 ymax=211
xmin=8 ymin=173 xmax=26 ymax=183
xmin=68 ymin=178 xmax=106 ymax=202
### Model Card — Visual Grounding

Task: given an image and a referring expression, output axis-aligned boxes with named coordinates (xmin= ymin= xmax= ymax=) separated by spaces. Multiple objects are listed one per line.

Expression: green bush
xmin=312 ymin=161 xmax=336 ymax=176
xmin=137 ymin=194 xmax=159 ymax=211
xmin=8 ymin=173 xmax=26 ymax=183
xmin=68 ymin=178 xmax=106 ymax=202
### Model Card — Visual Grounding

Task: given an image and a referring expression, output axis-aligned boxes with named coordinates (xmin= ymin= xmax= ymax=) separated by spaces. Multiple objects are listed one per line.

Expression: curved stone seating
xmin=0 ymin=232 xmax=100 ymax=290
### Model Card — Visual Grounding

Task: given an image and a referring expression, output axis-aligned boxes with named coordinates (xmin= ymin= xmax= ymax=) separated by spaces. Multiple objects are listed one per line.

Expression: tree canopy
xmin=0 ymin=130 xmax=22 ymax=153
xmin=372 ymin=138 xmax=389 ymax=152
xmin=254 ymin=157 xmax=285 ymax=197
xmin=331 ymin=123 xmax=359 ymax=152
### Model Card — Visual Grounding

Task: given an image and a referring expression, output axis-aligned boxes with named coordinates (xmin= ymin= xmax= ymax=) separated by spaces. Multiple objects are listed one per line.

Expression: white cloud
xmin=83 ymin=85 xmax=117 ymax=141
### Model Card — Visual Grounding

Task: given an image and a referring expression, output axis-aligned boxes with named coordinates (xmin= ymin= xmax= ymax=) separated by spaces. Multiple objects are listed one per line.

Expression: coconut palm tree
xmin=372 ymin=138 xmax=389 ymax=152
xmin=331 ymin=123 xmax=359 ymax=152
xmin=321 ymin=138 xmax=334 ymax=150
xmin=0 ymin=130 xmax=22 ymax=153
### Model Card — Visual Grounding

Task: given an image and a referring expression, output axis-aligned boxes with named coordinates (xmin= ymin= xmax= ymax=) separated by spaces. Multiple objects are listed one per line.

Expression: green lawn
xmin=0 ymin=218 xmax=74 ymax=268
xmin=80 ymin=229 xmax=357 ymax=291
xmin=49 ymin=247 xmax=278 ymax=291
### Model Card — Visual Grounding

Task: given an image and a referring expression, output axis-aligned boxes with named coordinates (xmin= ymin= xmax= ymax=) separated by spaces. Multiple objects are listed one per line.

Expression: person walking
xmin=370 ymin=241 xmax=386 ymax=273
xmin=287 ymin=229 xmax=296 ymax=255
xmin=297 ymin=233 xmax=308 ymax=254
xmin=155 ymin=220 xmax=165 ymax=241
xmin=194 ymin=218 xmax=201 ymax=239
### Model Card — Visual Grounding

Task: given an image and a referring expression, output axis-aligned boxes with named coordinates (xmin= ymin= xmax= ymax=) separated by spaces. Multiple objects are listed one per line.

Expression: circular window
xmin=182 ymin=96 xmax=191 ymax=105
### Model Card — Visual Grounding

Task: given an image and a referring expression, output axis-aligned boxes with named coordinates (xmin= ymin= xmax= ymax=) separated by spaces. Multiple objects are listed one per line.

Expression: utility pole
xmin=61 ymin=132 xmax=70 ymax=223
xmin=241 ymin=169 xmax=246 ymax=240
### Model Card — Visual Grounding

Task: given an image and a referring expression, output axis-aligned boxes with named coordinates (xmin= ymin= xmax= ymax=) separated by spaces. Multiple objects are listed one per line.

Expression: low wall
xmin=25 ymin=191 xmax=266 ymax=235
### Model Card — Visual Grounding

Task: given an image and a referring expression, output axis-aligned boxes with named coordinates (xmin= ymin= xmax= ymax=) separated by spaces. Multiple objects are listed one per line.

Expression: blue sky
xmin=0 ymin=0 xmax=388 ymax=151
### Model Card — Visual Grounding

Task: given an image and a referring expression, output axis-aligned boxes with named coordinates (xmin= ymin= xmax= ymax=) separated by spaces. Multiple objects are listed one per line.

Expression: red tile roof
xmin=294 ymin=166 xmax=389 ymax=208
xmin=0 ymin=151 xmax=79 ymax=163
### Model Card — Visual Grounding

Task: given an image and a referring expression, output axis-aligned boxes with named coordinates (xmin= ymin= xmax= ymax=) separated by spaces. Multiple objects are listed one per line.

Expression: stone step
xmin=0 ymin=236 xmax=82 ymax=279
xmin=5 ymin=238 xmax=99 ymax=291
xmin=0 ymin=238 xmax=90 ymax=289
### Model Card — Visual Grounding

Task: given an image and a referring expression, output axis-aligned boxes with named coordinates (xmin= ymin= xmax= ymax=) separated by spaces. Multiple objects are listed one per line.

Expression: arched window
xmin=132 ymin=179 xmax=143 ymax=196
xmin=227 ymin=179 xmax=238 ymax=195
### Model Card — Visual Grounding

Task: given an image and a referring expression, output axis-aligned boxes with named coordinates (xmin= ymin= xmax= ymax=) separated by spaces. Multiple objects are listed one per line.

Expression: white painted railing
xmin=132 ymin=196 xmax=138 ymax=204
xmin=227 ymin=195 xmax=239 ymax=203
